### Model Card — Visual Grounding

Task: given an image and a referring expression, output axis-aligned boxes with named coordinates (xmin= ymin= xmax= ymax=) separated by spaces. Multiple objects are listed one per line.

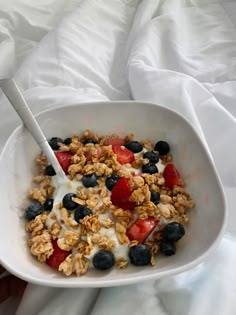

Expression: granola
xmin=24 ymin=130 xmax=195 ymax=276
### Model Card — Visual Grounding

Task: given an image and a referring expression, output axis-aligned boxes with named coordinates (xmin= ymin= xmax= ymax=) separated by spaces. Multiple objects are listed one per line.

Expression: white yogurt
xmin=46 ymin=178 xmax=81 ymax=230
xmin=46 ymin=148 xmax=167 ymax=262
xmin=85 ymin=226 xmax=129 ymax=261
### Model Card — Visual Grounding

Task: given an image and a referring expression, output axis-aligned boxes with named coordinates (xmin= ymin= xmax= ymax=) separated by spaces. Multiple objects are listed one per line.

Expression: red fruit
xmin=111 ymin=177 xmax=135 ymax=210
xmin=112 ymin=145 xmax=135 ymax=165
xmin=163 ymin=163 xmax=183 ymax=189
xmin=127 ymin=217 xmax=159 ymax=243
xmin=54 ymin=152 xmax=71 ymax=175
xmin=46 ymin=240 xmax=71 ymax=269
xmin=104 ymin=138 xmax=126 ymax=146
xmin=85 ymin=147 xmax=102 ymax=161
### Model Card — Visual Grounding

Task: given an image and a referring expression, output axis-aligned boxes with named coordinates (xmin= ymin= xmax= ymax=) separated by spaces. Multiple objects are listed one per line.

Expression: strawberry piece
xmin=111 ymin=177 xmax=135 ymax=210
xmin=112 ymin=145 xmax=135 ymax=165
xmin=163 ymin=163 xmax=183 ymax=189
xmin=104 ymin=138 xmax=126 ymax=146
xmin=85 ymin=147 xmax=102 ymax=162
xmin=54 ymin=152 xmax=71 ymax=175
xmin=127 ymin=217 xmax=159 ymax=243
xmin=84 ymin=151 xmax=91 ymax=161
xmin=46 ymin=240 xmax=71 ymax=269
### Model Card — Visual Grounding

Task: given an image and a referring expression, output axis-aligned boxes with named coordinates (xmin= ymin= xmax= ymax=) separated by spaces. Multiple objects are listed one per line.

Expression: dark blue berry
xmin=160 ymin=242 xmax=176 ymax=256
xmin=74 ymin=205 xmax=93 ymax=223
xmin=143 ymin=151 xmax=159 ymax=163
xmin=82 ymin=174 xmax=98 ymax=188
xmin=128 ymin=244 xmax=151 ymax=266
xmin=150 ymin=191 xmax=160 ymax=205
xmin=48 ymin=137 xmax=63 ymax=150
xmin=154 ymin=141 xmax=170 ymax=155
xmin=25 ymin=202 xmax=43 ymax=220
xmin=105 ymin=174 xmax=120 ymax=191
xmin=142 ymin=163 xmax=158 ymax=174
xmin=44 ymin=198 xmax=54 ymax=211
xmin=163 ymin=222 xmax=185 ymax=242
xmin=125 ymin=141 xmax=143 ymax=153
xmin=83 ymin=139 xmax=97 ymax=145
xmin=64 ymin=137 xmax=72 ymax=145
xmin=45 ymin=165 xmax=56 ymax=176
xmin=62 ymin=193 xmax=77 ymax=210
xmin=92 ymin=250 xmax=115 ymax=270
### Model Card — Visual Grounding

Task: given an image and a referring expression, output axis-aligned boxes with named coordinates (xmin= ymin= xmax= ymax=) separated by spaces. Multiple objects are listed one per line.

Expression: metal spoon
xmin=0 ymin=78 xmax=68 ymax=184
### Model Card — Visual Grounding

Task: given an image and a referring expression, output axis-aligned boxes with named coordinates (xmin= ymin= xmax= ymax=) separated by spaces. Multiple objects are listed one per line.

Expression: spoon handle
xmin=0 ymin=79 xmax=66 ymax=182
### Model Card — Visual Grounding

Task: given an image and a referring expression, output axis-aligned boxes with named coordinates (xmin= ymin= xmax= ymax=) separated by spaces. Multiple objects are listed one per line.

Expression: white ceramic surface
xmin=0 ymin=101 xmax=227 ymax=288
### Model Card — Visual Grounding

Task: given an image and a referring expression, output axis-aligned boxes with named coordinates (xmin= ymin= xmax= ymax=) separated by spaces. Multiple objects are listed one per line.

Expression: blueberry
xmin=163 ymin=222 xmax=185 ymax=242
xmin=105 ymin=174 xmax=120 ymax=191
xmin=62 ymin=193 xmax=77 ymax=210
xmin=48 ymin=137 xmax=63 ymax=150
xmin=150 ymin=191 xmax=160 ymax=205
xmin=74 ymin=205 xmax=93 ymax=223
xmin=128 ymin=244 xmax=151 ymax=266
xmin=125 ymin=141 xmax=143 ymax=153
xmin=143 ymin=151 xmax=159 ymax=164
xmin=83 ymin=139 xmax=97 ymax=145
xmin=25 ymin=202 xmax=43 ymax=220
xmin=82 ymin=174 xmax=98 ymax=188
xmin=64 ymin=137 xmax=72 ymax=145
xmin=142 ymin=163 xmax=158 ymax=174
xmin=160 ymin=241 xmax=176 ymax=256
xmin=92 ymin=250 xmax=115 ymax=270
xmin=44 ymin=198 xmax=54 ymax=211
xmin=154 ymin=141 xmax=170 ymax=155
xmin=45 ymin=165 xmax=56 ymax=176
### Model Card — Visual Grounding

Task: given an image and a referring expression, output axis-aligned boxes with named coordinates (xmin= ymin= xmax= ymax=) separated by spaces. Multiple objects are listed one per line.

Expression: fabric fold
xmin=0 ymin=0 xmax=236 ymax=314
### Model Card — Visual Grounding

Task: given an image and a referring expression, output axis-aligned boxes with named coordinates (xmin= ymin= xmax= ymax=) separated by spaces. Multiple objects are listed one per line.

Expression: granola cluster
xmin=25 ymin=130 xmax=195 ymax=276
xmin=29 ymin=156 xmax=55 ymax=204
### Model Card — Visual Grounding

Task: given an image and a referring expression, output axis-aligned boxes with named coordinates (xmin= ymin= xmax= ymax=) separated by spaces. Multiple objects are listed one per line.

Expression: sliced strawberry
xmin=84 ymin=151 xmax=91 ymax=161
xmin=104 ymin=138 xmax=126 ymax=146
xmin=127 ymin=217 xmax=159 ymax=243
xmin=116 ymin=200 xmax=136 ymax=210
xmin=163 ymin=163 xmax=183 ymax=189
xmin=111 ymin=177 xmax=135 ymax=210
xmin=112 ymin=145 xmax=135 ymax=165
xmin=85 ymin=147 xmax=102 ymax=162
xmin=54 ymin=152 xmax=71 ymax=175
xmin=46 ymin=240 xmax=71 ymax=269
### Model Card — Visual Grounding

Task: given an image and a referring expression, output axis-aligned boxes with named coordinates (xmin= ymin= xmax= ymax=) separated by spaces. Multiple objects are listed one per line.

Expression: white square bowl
xmin=0 ymin=101 xmax=227 ymax=287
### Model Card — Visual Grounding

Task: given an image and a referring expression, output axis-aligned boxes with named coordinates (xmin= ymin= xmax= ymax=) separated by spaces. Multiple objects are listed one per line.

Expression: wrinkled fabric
xmin=0 ymin=0 xmax=236 ymax=314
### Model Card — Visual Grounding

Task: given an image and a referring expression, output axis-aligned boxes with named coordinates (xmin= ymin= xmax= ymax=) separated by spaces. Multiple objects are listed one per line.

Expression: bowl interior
xmin=0 ymin=101 xmax=227 ymax=287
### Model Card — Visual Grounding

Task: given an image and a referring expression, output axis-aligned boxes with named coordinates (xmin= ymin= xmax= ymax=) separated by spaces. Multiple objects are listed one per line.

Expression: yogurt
xmin=45 ymin=148 xmax=167 ymax=262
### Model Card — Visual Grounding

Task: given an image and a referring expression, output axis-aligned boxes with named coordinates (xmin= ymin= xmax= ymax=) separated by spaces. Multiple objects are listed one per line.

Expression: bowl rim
xmin=0 ymin=100 xmax=228 ymax=287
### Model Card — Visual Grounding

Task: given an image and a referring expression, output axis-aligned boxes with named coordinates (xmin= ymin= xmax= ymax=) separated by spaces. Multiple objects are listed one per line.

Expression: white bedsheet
xmin=0 ymin=0 xmax=236 ymax=314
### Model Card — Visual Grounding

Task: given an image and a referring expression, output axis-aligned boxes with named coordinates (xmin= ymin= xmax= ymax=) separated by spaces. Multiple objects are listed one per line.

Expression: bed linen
xmin=0 ymin=1 xmax=236 ymax=314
